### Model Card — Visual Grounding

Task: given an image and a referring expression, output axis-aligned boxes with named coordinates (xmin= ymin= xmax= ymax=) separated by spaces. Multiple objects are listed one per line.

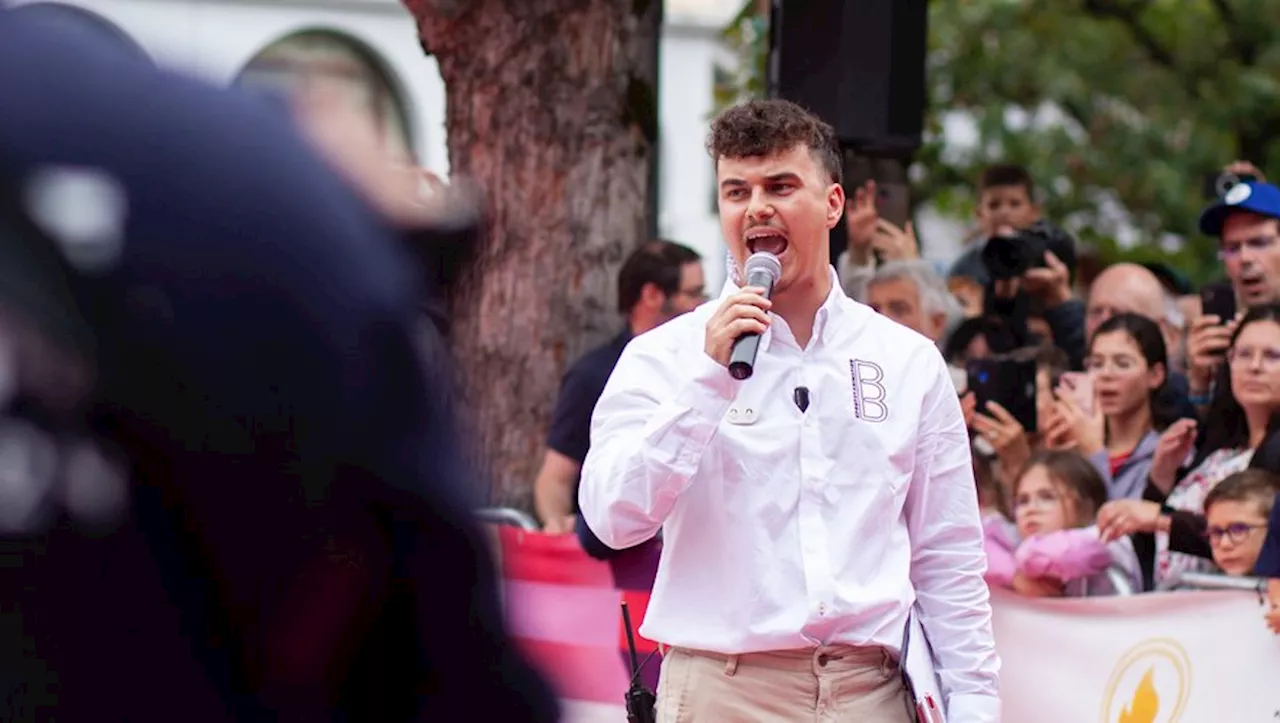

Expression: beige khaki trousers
xmin=656 ymin=644 xmax=914 ymax=722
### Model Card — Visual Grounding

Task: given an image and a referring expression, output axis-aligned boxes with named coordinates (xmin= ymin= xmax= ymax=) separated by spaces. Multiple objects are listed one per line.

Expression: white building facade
xmin=10 ymin=0 xmax=734 ymax=288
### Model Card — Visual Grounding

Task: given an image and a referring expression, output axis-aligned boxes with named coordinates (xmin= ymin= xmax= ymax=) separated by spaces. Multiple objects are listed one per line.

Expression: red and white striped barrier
xmin=489 ymin=522 xmax=1280 ymax=722
xmin=490 ymin=525 xmax=659 ymax=722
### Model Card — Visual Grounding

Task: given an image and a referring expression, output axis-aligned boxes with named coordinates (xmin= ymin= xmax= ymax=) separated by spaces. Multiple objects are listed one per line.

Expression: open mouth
xmin=745 ymin=228 xmax=789 ymax=257
xmin=1240 ymin=275 xmax=1267 ymax=296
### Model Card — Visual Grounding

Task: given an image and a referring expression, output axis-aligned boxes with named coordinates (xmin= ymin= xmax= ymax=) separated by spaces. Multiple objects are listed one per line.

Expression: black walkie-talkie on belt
xmin=621 ymin=601 xmax=657 ymax=723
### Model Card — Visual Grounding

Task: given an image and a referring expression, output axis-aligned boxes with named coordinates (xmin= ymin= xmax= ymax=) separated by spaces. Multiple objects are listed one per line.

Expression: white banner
xmin=991 ymin=588 xmax=1280 ymax=722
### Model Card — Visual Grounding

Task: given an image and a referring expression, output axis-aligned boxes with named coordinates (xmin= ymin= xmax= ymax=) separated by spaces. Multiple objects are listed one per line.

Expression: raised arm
xmin=905 ymin=350 xmax=1001 ymax=722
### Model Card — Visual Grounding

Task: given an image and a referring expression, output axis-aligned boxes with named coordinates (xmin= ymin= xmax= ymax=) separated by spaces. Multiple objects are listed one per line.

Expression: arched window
xmin=237 ymin=30 xmax=413 ymax=160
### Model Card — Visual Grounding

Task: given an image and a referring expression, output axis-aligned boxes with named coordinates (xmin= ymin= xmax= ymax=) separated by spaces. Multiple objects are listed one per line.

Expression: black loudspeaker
xmin=768 ymin=0 xmax=928 ymax=157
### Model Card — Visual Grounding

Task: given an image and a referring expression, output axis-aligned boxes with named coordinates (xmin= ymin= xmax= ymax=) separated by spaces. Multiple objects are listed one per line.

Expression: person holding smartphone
xmin=836 ymin=178 xmax=920 ymax=302
xmin=1189 ymin=170 xmax=1280 ymax=406
xmin=1051 ymin=314 xmax=1181 ymax=500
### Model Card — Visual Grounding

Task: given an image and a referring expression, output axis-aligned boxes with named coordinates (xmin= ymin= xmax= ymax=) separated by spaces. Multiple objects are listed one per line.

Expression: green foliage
xmin=713 ymin=1 xmax=768 ymax=112
xmin=717 ymin=0 xmax=1280 ymax=285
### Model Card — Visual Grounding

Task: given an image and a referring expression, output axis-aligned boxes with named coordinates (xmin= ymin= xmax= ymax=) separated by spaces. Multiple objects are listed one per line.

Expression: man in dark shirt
xmin=533 ymin=239 xmax=704 ymax=534
xmin=0 ymin=10 xmax=555 ymax=722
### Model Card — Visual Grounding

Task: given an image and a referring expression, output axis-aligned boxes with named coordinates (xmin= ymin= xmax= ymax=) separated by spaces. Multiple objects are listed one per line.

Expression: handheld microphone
xmin=728 ymin=251 xmax=782 ymax=380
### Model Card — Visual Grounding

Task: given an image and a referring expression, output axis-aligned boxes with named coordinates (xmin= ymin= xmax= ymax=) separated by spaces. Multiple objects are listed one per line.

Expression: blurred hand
xmin=1185 ymin=314 xmax=1237 ymax=394
xmin=844 ymin=181 xmax=879 ymax=264
xmin=543 ymin=515 xmax=577 ymax=535
xmin=1053 ymin=383 xmax=1104 ymax=456
xmin=1022 ymin=250 xmax=1072 ymax=307
xmin=960 ymin=391 xmax=977 ymax=429
xmin=1097 ymin=499 xmax=1163 ymax=542
xmin=1040 ymin=410 xmax=1079 ymax=452
xmin=870 ymin=219 xmax=919 ymax=262
xmin=1149 ymin=418 xmax=1198 ymax=493
xmin=1011 ymin=571 xmax=1065 ymax=598
xmin=971 ymin=401 xmax=1032 ymax=475
xmin=1223 ymin=160 xmax=1266 ymax=183
xmin=950 ymin=278 xmax=984 ymax=318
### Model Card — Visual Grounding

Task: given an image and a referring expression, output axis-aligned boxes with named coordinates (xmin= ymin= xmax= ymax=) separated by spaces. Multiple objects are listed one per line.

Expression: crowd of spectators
xmin=837 ymin=160 xmax=1280 ymax=632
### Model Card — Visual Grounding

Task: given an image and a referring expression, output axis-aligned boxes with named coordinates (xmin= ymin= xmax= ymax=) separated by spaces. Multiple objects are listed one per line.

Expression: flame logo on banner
xmin=1118 ymin=668 xmax=1159 ymax=723
xmin=1101 ymin=639 xmax=1190 ymax=723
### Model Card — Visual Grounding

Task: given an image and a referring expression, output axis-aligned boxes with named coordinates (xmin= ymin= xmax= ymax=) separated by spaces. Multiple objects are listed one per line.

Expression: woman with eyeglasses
xmin=1098 ymin=304 xmax=1280 ymax=589
xmin=1051 ymin=313 xmax=1182 ymax=501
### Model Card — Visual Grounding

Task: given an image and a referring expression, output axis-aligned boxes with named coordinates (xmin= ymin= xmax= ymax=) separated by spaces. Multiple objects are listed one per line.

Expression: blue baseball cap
xmin=1198 ymin=180 xmax=1280 ymax=236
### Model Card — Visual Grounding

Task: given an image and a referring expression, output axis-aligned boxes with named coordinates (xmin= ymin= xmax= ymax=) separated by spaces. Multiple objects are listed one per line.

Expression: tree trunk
xmin=403 ymin=0 xmax=660 ymax=509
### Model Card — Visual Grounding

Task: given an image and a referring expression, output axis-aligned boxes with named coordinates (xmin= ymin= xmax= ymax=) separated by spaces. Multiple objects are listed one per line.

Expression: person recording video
xmin=579 ymin=100 xmax=998 ymax=722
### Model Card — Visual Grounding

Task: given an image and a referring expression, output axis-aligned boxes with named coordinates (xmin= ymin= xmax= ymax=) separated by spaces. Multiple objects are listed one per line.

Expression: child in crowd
xmin=985 ymin=450 xmax=1142 ymax=597
xmin=1201 ymin=470 xmax=1279 ymax=577
xmin=947 ymin=164 xmax=1042 ymax=291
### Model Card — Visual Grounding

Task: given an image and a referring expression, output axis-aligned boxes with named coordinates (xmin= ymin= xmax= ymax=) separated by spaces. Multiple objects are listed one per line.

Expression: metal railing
xmin=1103 ymin=566 xmax=1137 ymax=596
xmin=475 ymin=506 xmax=538 ymax=531
xmin=1171 ymin=570 xmax=1269 ymax=594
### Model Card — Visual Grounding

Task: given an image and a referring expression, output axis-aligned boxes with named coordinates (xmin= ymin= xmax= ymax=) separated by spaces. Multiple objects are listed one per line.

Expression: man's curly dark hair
xmin=707 ymin=99 xmax=842 ymax=184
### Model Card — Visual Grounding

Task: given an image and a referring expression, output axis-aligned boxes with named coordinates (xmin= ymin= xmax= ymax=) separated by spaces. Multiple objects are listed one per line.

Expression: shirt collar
xmin=717 ymin=266 xmax=850 ymax=351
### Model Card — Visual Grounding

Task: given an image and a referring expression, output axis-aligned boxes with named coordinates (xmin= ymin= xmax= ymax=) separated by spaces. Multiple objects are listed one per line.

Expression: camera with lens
xmin=979 ymin=220 xmax=1075 ymax=282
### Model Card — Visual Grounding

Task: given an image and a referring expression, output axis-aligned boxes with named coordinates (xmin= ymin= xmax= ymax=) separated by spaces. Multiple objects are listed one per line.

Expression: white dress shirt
xmin=579 ymin=268 xmax=1000 ymax=721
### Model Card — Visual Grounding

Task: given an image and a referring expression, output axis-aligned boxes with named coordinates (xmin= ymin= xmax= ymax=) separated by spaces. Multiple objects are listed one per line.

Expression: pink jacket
xmin=1015 ymin=527 xmax=1112 ymax=582
xmin=982 ymin=521 xmax=1140 ymax=596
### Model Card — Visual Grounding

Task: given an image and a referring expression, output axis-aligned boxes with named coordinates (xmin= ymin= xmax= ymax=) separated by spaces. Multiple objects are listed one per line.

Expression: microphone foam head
xmin=744 ymin=251 xmax=782 ymax=283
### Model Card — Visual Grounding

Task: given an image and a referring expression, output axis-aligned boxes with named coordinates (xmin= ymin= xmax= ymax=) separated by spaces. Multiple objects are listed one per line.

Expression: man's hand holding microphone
xmin=705 ymin=253 xmax=782 ymax=379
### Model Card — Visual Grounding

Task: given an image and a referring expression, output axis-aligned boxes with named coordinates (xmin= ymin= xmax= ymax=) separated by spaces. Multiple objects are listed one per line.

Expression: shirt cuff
xmin=945 ymin=693 xmax=1001 ymax=723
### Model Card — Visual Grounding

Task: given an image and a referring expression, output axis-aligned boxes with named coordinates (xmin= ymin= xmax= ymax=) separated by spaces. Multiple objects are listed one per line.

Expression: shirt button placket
xmin=796 ymin=408 xmax=833 ymax=620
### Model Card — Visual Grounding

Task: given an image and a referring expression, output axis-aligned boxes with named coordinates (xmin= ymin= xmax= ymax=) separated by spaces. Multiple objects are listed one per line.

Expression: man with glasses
xmin=1188 ymin=179 xmax=1280 ymax=406
xmin=533 ymin=239 xmax=705 ymax=534
xmin=533 ymin=240 xmax=704 ymax=694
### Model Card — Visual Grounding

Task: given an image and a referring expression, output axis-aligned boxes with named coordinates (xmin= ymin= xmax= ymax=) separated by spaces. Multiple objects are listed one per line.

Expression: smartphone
xmin=1057 ymin=371 xmax=1094 ymax=417
xmin=875 ymin=181 xmax=911 ymax=229
xmin=1199 ymin=281 xmax=1237 ymax=323
xmin=967 ymin=356 xmax=1039 ymax=433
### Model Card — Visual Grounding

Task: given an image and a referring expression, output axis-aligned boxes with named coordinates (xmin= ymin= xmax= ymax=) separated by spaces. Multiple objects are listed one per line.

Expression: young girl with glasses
xmin=985 ymin=450 xmax=1141 ymax=597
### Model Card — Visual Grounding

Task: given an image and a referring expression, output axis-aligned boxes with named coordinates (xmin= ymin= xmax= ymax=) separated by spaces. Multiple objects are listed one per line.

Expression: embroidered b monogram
xmin=850 ymin=360 xmax=888 ymax=422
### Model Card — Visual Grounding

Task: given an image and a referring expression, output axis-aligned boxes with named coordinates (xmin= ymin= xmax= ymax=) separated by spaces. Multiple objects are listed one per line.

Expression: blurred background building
xmin=11 ymin=0 xmax=747 ymax=288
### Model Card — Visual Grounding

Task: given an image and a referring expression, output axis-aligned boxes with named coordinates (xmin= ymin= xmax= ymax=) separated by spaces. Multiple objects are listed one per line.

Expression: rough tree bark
xmin=403 ymin=0 xmax=660 ymax=508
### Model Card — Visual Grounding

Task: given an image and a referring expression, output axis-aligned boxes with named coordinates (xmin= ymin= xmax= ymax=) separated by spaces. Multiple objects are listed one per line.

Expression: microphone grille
xmin=744 ymin=251 xmax=781 ymax=282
